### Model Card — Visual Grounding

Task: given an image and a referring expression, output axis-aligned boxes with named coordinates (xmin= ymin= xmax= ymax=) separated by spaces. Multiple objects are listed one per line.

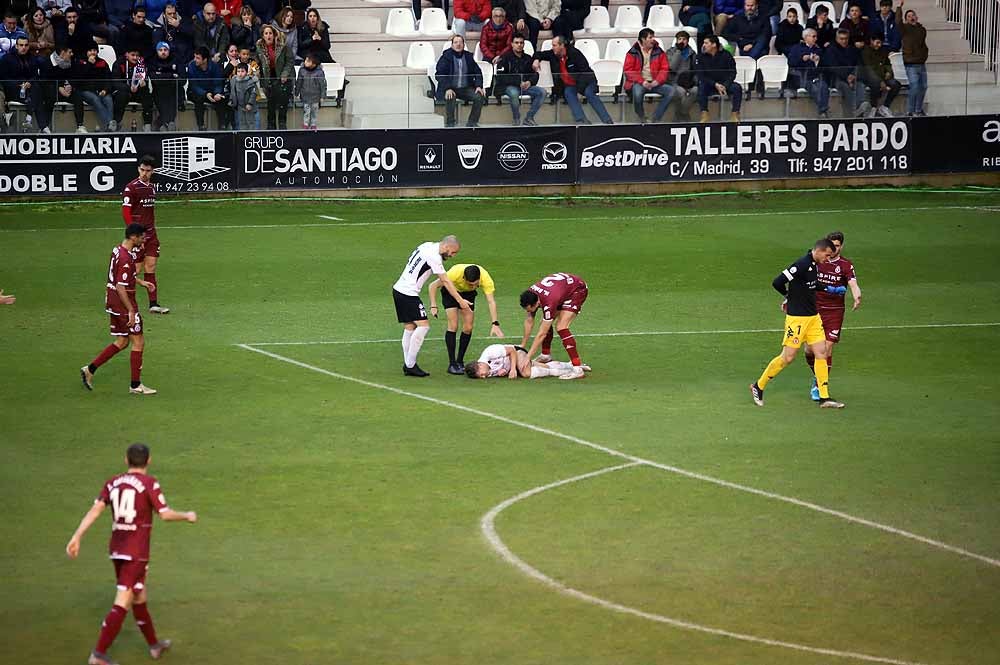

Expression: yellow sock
xmin=815 ymin=357 xmax=830 ymax=399
xmin=757 ymin=355 xmax=787 ymax=390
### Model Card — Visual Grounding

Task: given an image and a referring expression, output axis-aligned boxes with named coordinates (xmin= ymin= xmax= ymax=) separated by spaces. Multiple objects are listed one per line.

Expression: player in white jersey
xmin=464 ymin=344 xmax=591 ymax=380
xmin=391 ymin=235 xmax=470 ymax=377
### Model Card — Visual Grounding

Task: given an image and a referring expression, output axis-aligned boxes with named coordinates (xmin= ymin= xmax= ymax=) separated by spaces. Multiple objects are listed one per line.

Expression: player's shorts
xmin=782 ymin=314 xmax=825 ymax=349
xmin=442 ymin=289 xmax=477 ymax=311
xmin=134 ymin=232 xmax=160 ymax=262
xmin=818 ymin=308 xmax=845 ymax=343
xmin=392 ymin=289 xmax=427 ymax=323
xmin=108 ymin=309 xmax=143 ymax=337
xmin=514 ymin=346 xmax=531 ymax=377
xmin=112 ymin=559 xmax=149 ymax=592
xmin=559 ymin=284 xmax=588 ymax=314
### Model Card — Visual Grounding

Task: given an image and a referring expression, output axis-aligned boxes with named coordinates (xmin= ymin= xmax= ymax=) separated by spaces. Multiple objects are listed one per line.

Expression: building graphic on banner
xmin=157 ymin=137 xmax=231 ymax=181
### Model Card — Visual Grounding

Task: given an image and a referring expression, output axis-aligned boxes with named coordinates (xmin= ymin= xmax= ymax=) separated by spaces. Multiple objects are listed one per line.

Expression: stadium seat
xmin=322 ymin=62 xmax=347 ymax=102
xmin=540 ymin=38 xmax=552 ymax=52
xmin=756 ymin=54 xmax=788 ymax=110
xmin=419 ymin=8 xmax=452 ymax=37
xmin=733 ymin=55 xmax=757 ymax=91
xmin=535 ymin=60 xmax=554 ymax=95
xmin=386 ymin=8 xmax=419 ymax=36
xmin=406 ymin=41 xmax=438 ymax=70
xmin=809 ymin=0 xmax=837 ymax=22
xmin=364 ymin=0 xmax=398 ymax=4
xmin=575 ymin=38 xmax=601 ymax=64
xmin=781 ymin=1 xmax=801 ymax=18
xmin=605 ymin=38 xmax=631 ymax=63
xmin=646 ymin=5 xmax=677 ymax=32
xmin=581 ymin=6 xmax=615 ymax=36
xmin=591 ymin=59 xmax=624 ymax=95
xmin=523 ymin=40 xmax=534 ymax=56
xmin=477 ymin=60 xmax=494 ymax=95
xmin=98 ymin=44 xmax=116 ymax=69
xmin=718 ymin=35 xmax=731 ymax=51
xmin=614 ymin=5 xmax=644 ymax=34
xmin=889 ymin=51 xmax=908 ymax=84
xmin=474 ymin=42 xmax=484 ymax=61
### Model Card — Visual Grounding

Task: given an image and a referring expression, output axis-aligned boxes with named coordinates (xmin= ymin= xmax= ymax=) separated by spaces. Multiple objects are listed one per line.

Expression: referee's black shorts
xmin=442 ymin=289 xmax=477 ymax=311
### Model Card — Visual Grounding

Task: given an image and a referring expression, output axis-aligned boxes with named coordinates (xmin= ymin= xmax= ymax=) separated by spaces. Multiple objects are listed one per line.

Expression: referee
xmin=428 ymin=264 xmax=505 ymax=375
xmin=751 ymin=238 xmax=846 ymax=409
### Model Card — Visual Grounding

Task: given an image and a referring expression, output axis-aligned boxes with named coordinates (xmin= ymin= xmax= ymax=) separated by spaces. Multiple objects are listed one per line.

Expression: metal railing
xmin=938 ymin=0 xmax=1000 ymax=81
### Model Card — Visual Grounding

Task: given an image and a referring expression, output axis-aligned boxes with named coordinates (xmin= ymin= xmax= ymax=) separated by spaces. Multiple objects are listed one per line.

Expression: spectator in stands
xmin=435 ymin=34 xmax=485 ymax=127
xmin=533 ymin=34 xmax=613 ymax=124
xmin=39 ymin=0 xmax=73 ymax=22
xmin=453 ymin=0 xmax=490 ymax=39
xmin=786 ymin=27 xmax=829 ymax=116
xmin=271 ymin=7 xmax=298 ymax=61
xmin=775 ymin=6 xmax=803 ymax=56
xmin=523 ymin=0 xmax=559 ymax=49
xmin=839 ymin=3 xmax=870 ymax=48
xmin=494 ymin=0 xmax=529 ymax=38
xmin=624 ymin=28 xmax=674 ymax=123
xmin=255 ymin=23 xmax=293 ymax=128
xmin=222 ymin=41 xmax=240 ymax=75
xmin=723 ymin=0 xmax=771 ymax=60
xmin=216 ymin=0 xmax=242 ymax=27
xmin=806 ymin=3 xmax=835 ymax=48
xmin=112 ymin=46 xmax=154 ymax=130
xmin=153 ymin=3 xmax=195 ymax=68
xmin=860 ymin=32 xmax=900 ymax=116
xmin=480 ymin=6 xmax=513 ymax=64
xmin=25 ymin=7 xmax=54 ymax=58
xmin=665 ymin=29 xmax=697 ymax=121
xmin=76 ymin=41 xmax=115 ymax=130
xmin=229 ymin=60 xmax=259 ymax=127
xmin=297 ymin=8 xmax=331 ymax=62
xmin=760 ymin=0 xmax=781 ymax=35
xmin=120 ymin=7 xmax=155 ymax=60
xmin=695 ymin=33 xmax=742 ymax=122
xmin=242 ymin=0 xmax=275 ymax=25
xmin=550 ymin=0 xmax=588 ymax=42
xmin=149 ymin=40 xmax=180 ymax=130
xmin=821 ymin=28 xmax=867 ymax=116
xmin=677 ymin=0 xmax=713 ymax=44
xmin=187 ymin=45 xmax=227 ymax=128
xmin=55 ymin=7 xmax=93 ymax=59
xmin=36 ymin=43 xmax=83 ymax=133
xmin=0 ymin=35 xmax=38 ymax=131
xmin=77 ymin=0 xmax=109 ymax=39
xmin=294 ymin=51 xmax=325 ymax=129
xmin=870 ymin=0 xmax=900 ymax=52
xmin=495 ymin=33 xmax=544 ymax=125
xmin=712 ymin=0 xmax=742 ymax=37
xmin=230 ymin=5 xmax=261 ymax=51
xmin=412 ymin=0 xmax=449 ymax=24
xmin=194 ymin=3 xmax=230 ymax=63
xmin=1 ymin=12 xmax=28 ymax=57
xmin=897 ymin=0 xmax=927 ymax=115
xmin=104 ymin=0 xmax=133 ymax=36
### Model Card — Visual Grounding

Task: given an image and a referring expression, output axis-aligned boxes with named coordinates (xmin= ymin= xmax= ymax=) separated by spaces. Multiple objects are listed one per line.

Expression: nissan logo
xmin=497 ymin=141 xmax=529 ymax=172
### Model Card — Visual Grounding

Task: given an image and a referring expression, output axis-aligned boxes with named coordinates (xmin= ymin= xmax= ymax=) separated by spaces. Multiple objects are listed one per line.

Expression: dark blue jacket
xmin=435 ymin=48 xmax=483 ymax=99
xmin=695 ymin=48 xmax=736 ymax=86
xmin=186 ymin=59 xmax=224 ymax=96
xmin=786 ymin=42 xmax=824 ymax=81
xmin=713 ymin=0 xmax=743 ymax=16
xmin=0 ymin=50 xmax=39 ymax=99
xmin=870 ymin=10 xmax=901 ymax=52
xmin=821 ymin=42 xmax=859 ymax=84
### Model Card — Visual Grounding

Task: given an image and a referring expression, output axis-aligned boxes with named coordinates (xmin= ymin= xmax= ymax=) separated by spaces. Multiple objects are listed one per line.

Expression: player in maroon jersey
xmin=80 ymin=223 xmax=158 ymax=395
xmin=66 ymin=443 xmax=198 ymax=665
xmin=519 ymin=272 xmax=589 ymax=380
xmin=806 ymin=231 xmax=862 ymax=401
xmin=122 ymin=155 xmax=169 ymax=314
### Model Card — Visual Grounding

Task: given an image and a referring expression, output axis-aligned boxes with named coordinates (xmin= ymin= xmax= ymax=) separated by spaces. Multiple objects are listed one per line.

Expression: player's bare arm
xmin=427 ymin=278 xmax=442 ymax=317
xmin=159 ymin=508 xmax=198 ymax=523
xmin=849 ymin=278 xmax=862 ymax=310
xmin=0 ymin=289 xmax=15 ymax=305
xmin=485 ymin=292 xmax=504 ymax=337
xmin=138 ymin=278 xmax=156 ymax=293
xmin=521 ymin=310 xmax=535 ymax=348
xmin=526 ymin=318 xmax=554 ymax=359
xmin=66 ymin=501 xmax=107 ymax=558
xmin=437 ymin=272 xmax=472 ymax=310
xmin=506 ymin=346 xmax=519 ymax=380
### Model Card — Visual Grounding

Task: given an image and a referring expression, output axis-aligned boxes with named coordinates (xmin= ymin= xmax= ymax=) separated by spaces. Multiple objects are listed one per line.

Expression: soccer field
xmin=1 ymin=190 xmax=999 ymax=665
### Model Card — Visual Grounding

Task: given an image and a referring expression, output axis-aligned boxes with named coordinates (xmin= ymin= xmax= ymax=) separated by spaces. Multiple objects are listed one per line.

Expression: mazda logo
xmin=542 ymin=142 xmax=567 ymax=164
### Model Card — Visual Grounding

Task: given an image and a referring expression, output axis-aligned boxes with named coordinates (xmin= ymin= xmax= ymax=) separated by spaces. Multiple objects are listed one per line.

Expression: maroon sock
xmin=542 ymin=328 xmax=554 ymax=355
xmin=145 ymin=272 xmax=157 ymax=306
xmin=130 ymin=350 xmax=143 ymax=383
xmin=95 ymin=605 xmax=128 ymax=654
xmin=557 ymin=328 xmax=581 ymax=366
xmin=806 ymin=354 xmax=816 ymax=375
xmin=826 ymin=352 xmax=833 ymax=374
xmin=91 ymin=344 xmax=122 ymax=370
xmin=132 ymin=603 xmax=158 ymax=646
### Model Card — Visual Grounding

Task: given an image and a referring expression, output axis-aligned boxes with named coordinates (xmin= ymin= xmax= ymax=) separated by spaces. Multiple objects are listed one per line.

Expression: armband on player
xmin=825 ymin=286 xmax=847 ymax=295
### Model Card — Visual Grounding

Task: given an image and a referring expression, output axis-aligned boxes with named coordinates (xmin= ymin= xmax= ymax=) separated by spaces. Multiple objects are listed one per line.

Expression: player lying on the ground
xmin=464 ymin=344 xmax=591 ymax=380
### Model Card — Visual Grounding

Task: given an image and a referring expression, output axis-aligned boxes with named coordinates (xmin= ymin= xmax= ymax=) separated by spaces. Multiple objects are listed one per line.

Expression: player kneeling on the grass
xmin=66 ymin=443 xmax=198 ymax=665
xmin=81 ymin=223 xmax=157 ymax=395
xmin=751 ymin=237 xmax=846 ymax=409
xmin=428 ymin=263 xmax=505 ymax=375
xmin=520 ymin=272 xmax=589 ymax=380
xmin=465 ymin=343 xmax=590 ymax=379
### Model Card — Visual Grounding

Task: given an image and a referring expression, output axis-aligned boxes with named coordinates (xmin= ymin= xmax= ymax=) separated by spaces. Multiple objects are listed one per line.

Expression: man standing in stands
xmin=897 ymin=0 xmax=928 ymax=116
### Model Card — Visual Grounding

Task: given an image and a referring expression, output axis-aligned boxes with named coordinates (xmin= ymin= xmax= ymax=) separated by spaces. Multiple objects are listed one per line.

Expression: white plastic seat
xmin=98 ymin=43 xmax=116 ymax=69
xmin=477 ymin=60 xmax=494 ymax=91
xmin=718 ymin=35 xmax=731 ymax=51
xmin=647 ymin=5 xmax=677 ymax=32
xmin=604 ymin=38 xmax=631 ymax=63
xmin=614 ymin=5 xmax=644 ymax=34
xmin=473 ymin=42 xmax=484 ymax=61
xmin=809 ymin=0 xmax=837 ymax=22
xmin=523 ymin=40 xmax=534 ymax=56
xmin=419 ymin=8 xmax=452 ymax=37
xmin=591 ymin=59 xmax=624 ymax=94
xmin=574 ymin=38 xmax=601 ymax=64
xmin=581 ymin=6 xmax=615 ymax=35
xmin=535 ymin=61 xmax=554 ymax=93
xmin=889 ymin=51 xmax=908 ymax=84
xmin=756 ymin=54 xmax=788 ymax=95
xmin=781 ymin=1 xmax=802 ymax=18
xmin=386 ymin=7 xmax=419 ymax=36
xmin=540 ymin=38 xmax=552 ymax=52
xmin=733 ymin=55 xmax=757 ymax=90
xmin=406 ymin=41 xmax=438 ymax=70
xmin=321 ymin=62 xmax=346 ymax=98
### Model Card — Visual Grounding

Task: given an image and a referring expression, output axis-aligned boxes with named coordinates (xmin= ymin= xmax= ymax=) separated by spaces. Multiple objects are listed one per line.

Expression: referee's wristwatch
xmin=492 ymin=321 xmax=500 ymax=326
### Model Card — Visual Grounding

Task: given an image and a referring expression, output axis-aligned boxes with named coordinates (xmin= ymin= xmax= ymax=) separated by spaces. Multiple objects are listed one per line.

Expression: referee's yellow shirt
xmin=447 ymin=264 xmax=495 ymax=295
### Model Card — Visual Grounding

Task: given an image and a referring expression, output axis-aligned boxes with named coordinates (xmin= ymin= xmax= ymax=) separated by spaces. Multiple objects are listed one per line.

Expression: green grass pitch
xmin=1 ymin=190 xmax=998 ymax=665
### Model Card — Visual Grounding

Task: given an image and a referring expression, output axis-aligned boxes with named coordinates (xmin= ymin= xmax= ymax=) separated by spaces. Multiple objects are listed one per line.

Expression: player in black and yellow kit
xmin=751 ymin=238 xmax=847 ymax=409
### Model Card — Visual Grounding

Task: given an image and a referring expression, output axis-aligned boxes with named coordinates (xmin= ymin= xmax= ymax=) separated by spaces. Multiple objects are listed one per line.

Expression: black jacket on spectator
xmin=245 ymin=0 xmax=278 ymax=21
xmin=148 ymin=51 xmax=181 ymax=82
xmin=533 ymin=44 xmax=595 ymax=93
xmin=153 ymin=14 xmax=195 ymax=67
xmin=806 ymin=16 xmax=836 ymax=47
xmin=0 ymin=48 xmax=39 ymax=100
xmin=775 ymin=19 xmax=802 ymax=55
xmin=296 ymin=20 xmax=332 ymax=62
xmin=494 ymin=49 xmax=538 ymax=90
xmin=38 ymin=51 xmax=74 ymax=100
xmin=694 ymin=47 xmax=736 ymax=85
xmin=230 ymin=16 xmax=262 ymax=51
xmin=77 ymin=0 xmax=107 ymax=26
xmin=821 ymin=41 xmax=859 ymax=84
xmin=194 ymin=15 xmax=230 ymax=59
xmin=435 ymin=47 xmax=483 ymax=99
xmin=723 ymin=9 xmax=771 ymax=48
xmin=557 ymin=0 xmax=589 ymax=29
xmin=282 ymin=0 xmax=313 ymax=11
xmin=74 ymin=53 xmax=113 ymax=93
xmin=119 ymin=19 xmax=155 ymax=59
xmin=55 ymin=21 xmax=95 ymax=59
xmin=493 ymin=0 xmax=527 ymax=22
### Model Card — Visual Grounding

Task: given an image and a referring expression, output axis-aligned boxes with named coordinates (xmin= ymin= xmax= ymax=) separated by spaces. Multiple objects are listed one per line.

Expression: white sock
xmin=404 ymin=326 xmax=429 ymax=368
xmin=530 ymin=366 xmax=552 ymax=379
xmin=547 ymin=361 xmax=575 ymax=370
xmin=401 ymin=328 xmax=414 ymax=362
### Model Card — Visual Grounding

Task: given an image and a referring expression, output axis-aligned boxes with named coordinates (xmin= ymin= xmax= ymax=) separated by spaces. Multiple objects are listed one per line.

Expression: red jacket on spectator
xmin=479 ymin=19 xmax=513 ymax=61
xmin=454 ymin=0 xmax=491 ymax=22
xmin=622 ymin=39 xmax=669 ymax=92
xmin=217 ymin=0 xmax=243 ymax=26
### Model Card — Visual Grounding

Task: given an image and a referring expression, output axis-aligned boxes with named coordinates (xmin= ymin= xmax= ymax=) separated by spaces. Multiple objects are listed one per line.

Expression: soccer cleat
xmin=447 ymin=362 xmax=464 ymax=375
xmin=559 ymin=366 xmax=586 ymax=380
xmin=810 ymin=378 xmax=820 ymax=402
xmin=750 ymin=382 xmax=764 ymax=406
xmin=819 ymin=397 xmax=845 ymax=409
xmin=130 ymin=384 xmax=158 ymax=395
xmin=580 ymin=364 xmax=592 ymax=372
xmin=403 ymin=364 xmax=429 ymax=377
xmin=149 ymin=305 xmax=170 ymax=314
xmin=88 ymin=651 xmax=119 ymax=665
xmin=535 ymin=354 xmax=552 ymax=363
xmin=80 ymin=366 xmax=94 ymax=391
xmin=149 ymin=639 xmax=172 ymax=659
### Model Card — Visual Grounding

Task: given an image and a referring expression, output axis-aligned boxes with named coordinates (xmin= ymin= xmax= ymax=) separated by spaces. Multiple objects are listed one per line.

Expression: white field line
xmin=236 ymin=343 xmax=1000 ymax=571
xmin=481 ymin=463 xmax=930 ymax=665
xmin=239 ymin=321 xmax=1000 ymax=346
xmin=0 ymin=205 xmax=994 ymax=233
